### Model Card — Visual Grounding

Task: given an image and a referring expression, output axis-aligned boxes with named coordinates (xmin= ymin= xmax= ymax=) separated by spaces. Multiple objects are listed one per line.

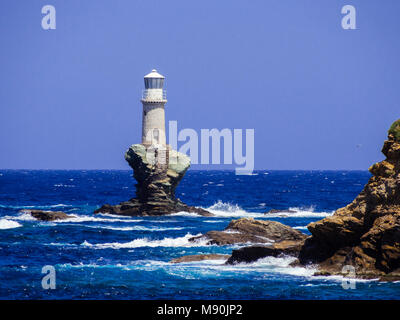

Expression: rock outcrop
xmin=227 ymin=240 xmax=305 ymax=264
xmin=21 ymin=209 xmax=72 ymax=221
xmin=225 ymin=122 xmax=400 ymax=280
xmin=189 ymin=218 xmax=307 ymax=245
xmin=297 ymin=127 xmax=400 ymax=279
xmin=95 ymin=144 xmax=212 ymax=216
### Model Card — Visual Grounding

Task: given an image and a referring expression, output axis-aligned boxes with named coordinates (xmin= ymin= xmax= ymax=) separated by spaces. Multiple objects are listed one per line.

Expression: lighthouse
xmin=141 ymin=69 xmax=167 ymax=147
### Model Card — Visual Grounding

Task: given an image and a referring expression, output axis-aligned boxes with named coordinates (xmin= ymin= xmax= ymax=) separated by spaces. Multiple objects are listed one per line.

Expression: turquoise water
xmin=0 ymin=170 xmax=398 ymax=299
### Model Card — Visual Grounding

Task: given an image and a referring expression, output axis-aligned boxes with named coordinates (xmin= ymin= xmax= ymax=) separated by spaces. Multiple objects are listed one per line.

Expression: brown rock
xmin=21 ymin=209 xmax=72 ymax=221
xmin=298 ymin=122 xmax=400 ymax=280
xmin=190 ymin=218 xmax=307 ymax=245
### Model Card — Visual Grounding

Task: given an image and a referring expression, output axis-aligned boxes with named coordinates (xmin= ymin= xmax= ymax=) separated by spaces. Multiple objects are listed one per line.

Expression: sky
xmin=0 ymin=0 xmax=399 ymax=170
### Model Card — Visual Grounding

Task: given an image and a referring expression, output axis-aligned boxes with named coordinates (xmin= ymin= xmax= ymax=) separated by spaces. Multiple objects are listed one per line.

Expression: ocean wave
xmin=0 ymin=203 xmax=72 ymax=210
xmin=0 ymin=219 xmax=22 ymax=230
xmin=4 ymin=213 xmax=36 ymax=221
xmin=55 ymin=257 xmax=377 ymax=283
xmin=265 ymin=206 xmax=333 ymax=218
xmin=204 ymin=201 xmax=251 ymax=217
xmin=201 ymin=201 xmax=333 ymax=218
xmin=79 ymin=233 xmax=208 ymax=249
xmin=83 ymin=225 xmax=189 ymax=232
xmin=170 ymin=212 xmax=203 ymax=217
xmin=56 ymin=215 xmax=143 ymax=224
xmin=186 ymin=256 xmax=317 ymax=278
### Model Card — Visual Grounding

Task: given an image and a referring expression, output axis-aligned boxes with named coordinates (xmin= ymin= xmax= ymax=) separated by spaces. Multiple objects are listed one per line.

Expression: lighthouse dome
xmin=144 ymin=69 xmax=165 ymax=89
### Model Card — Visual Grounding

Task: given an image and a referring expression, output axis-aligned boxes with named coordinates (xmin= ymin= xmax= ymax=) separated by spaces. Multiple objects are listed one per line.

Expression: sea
xmin=0 ymin=170 xmax=399 ymax=300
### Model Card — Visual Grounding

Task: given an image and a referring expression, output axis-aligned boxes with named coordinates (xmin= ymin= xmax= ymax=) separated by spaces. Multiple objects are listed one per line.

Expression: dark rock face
xmin=170 ymin=254 xmax=230 ymax=264
xmin=297 ymin=129 xmax=400 ymax=280
xmin=226 ymin=240 xmax=305 ymax=264
xmin=95 ymin=144 xmax=212 ymax=217
xmin=21 ymin=209 xmax=72 ymax=221
xmin=189 ymin=218 xmax=307 ymax=245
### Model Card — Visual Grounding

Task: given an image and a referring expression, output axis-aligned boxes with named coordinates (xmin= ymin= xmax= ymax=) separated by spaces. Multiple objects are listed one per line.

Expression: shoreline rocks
xmin=223 ymin=122 xmax=400 ymax=281
xmin=95 ymin=144 xmax=212 ymax=217
xmin=296 ymin=128 xmax=400 ymax=280
xmin=21 ymin=209 xmax=72 ymax=221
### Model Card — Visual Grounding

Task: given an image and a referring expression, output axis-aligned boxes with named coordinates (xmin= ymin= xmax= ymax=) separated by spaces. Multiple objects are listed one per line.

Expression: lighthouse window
xmin=145 ymin=78 xmax=164 ymax=89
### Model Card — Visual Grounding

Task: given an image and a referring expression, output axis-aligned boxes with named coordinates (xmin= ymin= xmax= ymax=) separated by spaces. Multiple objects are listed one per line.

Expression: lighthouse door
xmin=153 ymin=129 xmax=160 ymax=144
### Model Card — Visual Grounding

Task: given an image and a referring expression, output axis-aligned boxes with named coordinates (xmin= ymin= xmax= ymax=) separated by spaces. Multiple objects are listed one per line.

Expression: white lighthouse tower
xmin=141 ymin=69 xmax=167 ymax=147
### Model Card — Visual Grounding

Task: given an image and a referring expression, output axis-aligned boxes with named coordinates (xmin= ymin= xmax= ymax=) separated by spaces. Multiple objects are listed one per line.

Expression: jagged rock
xmin=189 ymin=218 xmax=307 ymax=245
xmin=226 ymin=240 xmax=305 ymax=264
xmin=95 ymin=199 xmax=212 ymax=217
xmin=223 ymin=121 xmax=400 ymax=281
xmin=170 ymin=254 xmax=230 ymax=264
xmin=296 ymin=124 xmax=400 ymax=280
xmin=95 ymin=144 xmax=212 ymax=217
xmin=21 ymin=209 xmax=72 ymax=221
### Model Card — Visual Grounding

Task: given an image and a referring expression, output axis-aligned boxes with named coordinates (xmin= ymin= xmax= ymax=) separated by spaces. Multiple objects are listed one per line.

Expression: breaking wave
xmin=0 ymin=219 xmax=22 ymax=230
xmin=82 ymin=225 xmax=189 ymax=232
xmin=202 ymin=200 xmax=333 ymax=218
xmin=9 ymin=212 xmax=143 ymax=224
xmin=0 ymin=203 xmax=72 ymax=210
xmin=79 ymin=233 xmax=208 ymax=249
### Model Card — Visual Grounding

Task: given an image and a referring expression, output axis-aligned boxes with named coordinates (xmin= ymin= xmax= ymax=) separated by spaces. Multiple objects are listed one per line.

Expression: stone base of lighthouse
xmin=94 ymin=144 xmax=213 ymax=217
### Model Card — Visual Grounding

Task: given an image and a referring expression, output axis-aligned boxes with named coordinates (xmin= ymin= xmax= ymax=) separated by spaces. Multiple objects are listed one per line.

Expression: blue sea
xmin=0 ymin=170 xmax=399 ymax=300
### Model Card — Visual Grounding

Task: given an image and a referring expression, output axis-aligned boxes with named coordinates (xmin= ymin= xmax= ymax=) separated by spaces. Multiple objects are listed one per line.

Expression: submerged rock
xmin=21 ymin=209 xmax=72 ymax=221
xmin=170 ymin=254 xmax=230 ymax=264
xmin=95 ymin=144 xmax=212 ymax=217
xmin=189 ymin=218 xmax=307 ymax=245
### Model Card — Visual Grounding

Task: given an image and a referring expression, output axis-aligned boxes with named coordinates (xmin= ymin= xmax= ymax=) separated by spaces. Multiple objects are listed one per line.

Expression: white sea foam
xmin=6 ymin=212 xmax=143 ymax=224
xmin=205 ymin=201 xmax=252 ymax=217
xmin=79 ymin=233 xmax=208 ymax=249
xmin=170 ymin=211 xmax=203 ymax=217
xmin=211 ymin=256 xmax=317 ymax=278
xmin=47 ymin=215 xmax=143 ymax=224
xmin=0 ymin=219 xmax=22 ymax=229
xmin=265 ymin=206 xmax=333 ymax=218
xmin=5 ymin=213 xmax=36 ymax=221
xmin=83 ymin=225 xmax=188 ymax=232
xmin=201 ymin=201 xmax=333 ymax=218
xmin=58 ymin=259 xmax=170 ymax=270
xmin=312 ymin=274 xmax=379 ymax=283
xmin=0 ymin=203 xmax=72 ymax=210
xmin=293 ymin=226 xmax=308 ymax=231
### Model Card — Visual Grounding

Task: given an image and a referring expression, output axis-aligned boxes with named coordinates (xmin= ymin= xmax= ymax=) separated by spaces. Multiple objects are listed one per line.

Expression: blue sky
xmin=0 ymin=0 xmax=399 ymax=170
